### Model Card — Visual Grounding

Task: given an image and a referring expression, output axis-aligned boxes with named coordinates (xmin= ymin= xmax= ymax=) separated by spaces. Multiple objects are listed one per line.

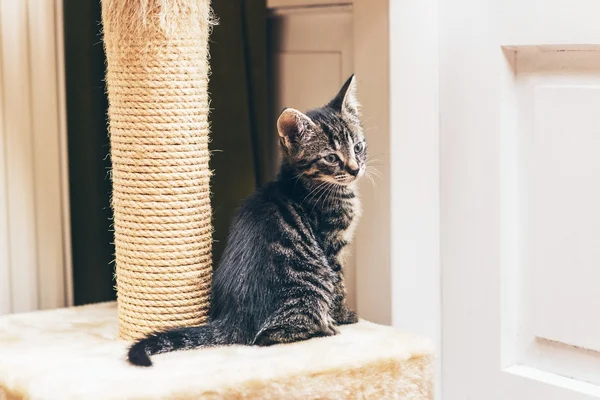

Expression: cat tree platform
xmin=0 ymin=302 xmax=434 ymax=400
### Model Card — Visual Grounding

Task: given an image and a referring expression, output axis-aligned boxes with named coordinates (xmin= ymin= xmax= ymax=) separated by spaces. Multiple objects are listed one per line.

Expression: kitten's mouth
xmin=335 ymin=177 xmax=354 ymax=185
xmin=331 ymin=169 xmax=364 ymax=186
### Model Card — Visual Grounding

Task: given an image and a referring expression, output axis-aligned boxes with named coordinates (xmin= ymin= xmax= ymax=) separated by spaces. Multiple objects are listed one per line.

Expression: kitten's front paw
xmin=337 ymin=309 xmax=359 ymax=325
xmin=326 ymin=321 xmax=340 ymax=336
xmin=253 ymin=324 xmax=337 ymax=346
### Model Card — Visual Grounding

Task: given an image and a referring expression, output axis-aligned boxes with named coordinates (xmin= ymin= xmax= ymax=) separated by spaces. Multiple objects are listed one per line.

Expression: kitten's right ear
xmin=328 ymin=74 xmax=360 ymax=117
xmin=277 ymin=108 xmax=315 ymax=142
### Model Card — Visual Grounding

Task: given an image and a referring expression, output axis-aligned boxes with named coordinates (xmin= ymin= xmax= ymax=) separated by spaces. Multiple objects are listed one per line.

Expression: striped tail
xmin=127 ymin=323 xmax=225 ymax=367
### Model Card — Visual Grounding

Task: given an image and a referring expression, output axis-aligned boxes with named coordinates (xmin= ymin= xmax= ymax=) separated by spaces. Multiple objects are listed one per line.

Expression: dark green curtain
xmin=209 ymin=0 xmax=271 ymax=264
xmin=63 ymin=0 xmax=270 ymax=304
xmin=64 ymin=0 xmax=115 ymax=305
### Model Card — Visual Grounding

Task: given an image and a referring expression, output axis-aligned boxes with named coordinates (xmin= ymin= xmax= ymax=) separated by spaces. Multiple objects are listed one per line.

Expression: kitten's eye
xmin=324 ymin=154 xmax=339 ymax=163
xmin=354 ymin=142 xmax=364 ymax=154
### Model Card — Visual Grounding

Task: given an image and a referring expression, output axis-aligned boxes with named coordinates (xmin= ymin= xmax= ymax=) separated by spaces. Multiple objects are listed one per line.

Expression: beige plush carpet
xmin=0 ymin=302 xmax=433 ymax=400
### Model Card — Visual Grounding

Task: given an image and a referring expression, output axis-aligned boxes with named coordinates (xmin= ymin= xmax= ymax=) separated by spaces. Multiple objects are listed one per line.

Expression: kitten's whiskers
xmin=362 ymin=165 xmax=382 ymax=189
xmin=366 ymin=159 xmax=383 ymax=166
xmin=366 ymin=165 xmax=383 ymax=179
xmin=363 ymin=171 xmax=376 ymax=188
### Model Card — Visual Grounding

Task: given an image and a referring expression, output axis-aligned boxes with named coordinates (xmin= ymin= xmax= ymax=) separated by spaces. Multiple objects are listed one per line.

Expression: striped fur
xmin=128 ymin=75 xmax=366 ymax=366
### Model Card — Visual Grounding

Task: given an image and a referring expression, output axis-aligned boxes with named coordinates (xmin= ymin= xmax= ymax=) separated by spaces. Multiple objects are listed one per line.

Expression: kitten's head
xmin=277 ymin=75 xmax=366 ymax=186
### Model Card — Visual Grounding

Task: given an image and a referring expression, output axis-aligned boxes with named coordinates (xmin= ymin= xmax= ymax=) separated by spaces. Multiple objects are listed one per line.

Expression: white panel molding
xmin=0 ymin=0 xmax=70 ymax=313
xmin=442 ymin=0 xmax=600 ymax=396
xmin=501 ymin=46 xmax=600 ymax=392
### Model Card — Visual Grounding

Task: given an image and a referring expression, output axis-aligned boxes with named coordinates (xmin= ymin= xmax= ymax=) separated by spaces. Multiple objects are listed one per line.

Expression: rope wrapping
xmin=101 ymin=0 xmax=214 ymax=340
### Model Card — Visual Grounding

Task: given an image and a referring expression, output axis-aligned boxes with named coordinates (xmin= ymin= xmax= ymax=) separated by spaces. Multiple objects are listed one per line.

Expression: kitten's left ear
xmin=328 ymin=74 xmax=360 ymax=116
xmin=277 ymin=108 xmax=315 ymax=142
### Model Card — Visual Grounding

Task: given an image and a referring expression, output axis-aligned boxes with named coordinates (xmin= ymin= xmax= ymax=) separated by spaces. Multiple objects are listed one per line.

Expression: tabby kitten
xmin=128 ymin=75 xmax=366 ymax=367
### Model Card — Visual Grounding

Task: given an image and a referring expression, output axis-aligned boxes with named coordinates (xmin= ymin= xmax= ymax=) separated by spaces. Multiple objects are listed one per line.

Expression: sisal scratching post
xmin=102 ymin=0 xmax=214 ymax=340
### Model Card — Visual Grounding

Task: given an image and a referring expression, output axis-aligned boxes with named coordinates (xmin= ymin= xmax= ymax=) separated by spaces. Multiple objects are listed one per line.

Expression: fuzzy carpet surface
xmin=0 ymin=302 xmax=433 ymax=399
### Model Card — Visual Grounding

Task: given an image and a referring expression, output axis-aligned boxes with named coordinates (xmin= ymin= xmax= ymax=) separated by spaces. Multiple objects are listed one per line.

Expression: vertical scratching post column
xmin=101 ymin=0 xmax=213 ymax=340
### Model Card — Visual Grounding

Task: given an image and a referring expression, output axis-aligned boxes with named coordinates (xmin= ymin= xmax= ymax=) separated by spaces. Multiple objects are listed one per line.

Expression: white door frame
xmin=353 ymin=0 xmax=441 ymax=395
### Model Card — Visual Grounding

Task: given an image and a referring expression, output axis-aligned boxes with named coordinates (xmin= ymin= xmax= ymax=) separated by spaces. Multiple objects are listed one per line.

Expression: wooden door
xmin=441 ymin=0 xmax=600 ymax=398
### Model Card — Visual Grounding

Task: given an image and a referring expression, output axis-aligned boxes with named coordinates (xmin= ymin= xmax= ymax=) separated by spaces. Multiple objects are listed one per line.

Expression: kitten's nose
xmin=347 ymin=159 xmax=360 ymax=176
xmin=347 ymin=166 xmax=360 ymax=176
